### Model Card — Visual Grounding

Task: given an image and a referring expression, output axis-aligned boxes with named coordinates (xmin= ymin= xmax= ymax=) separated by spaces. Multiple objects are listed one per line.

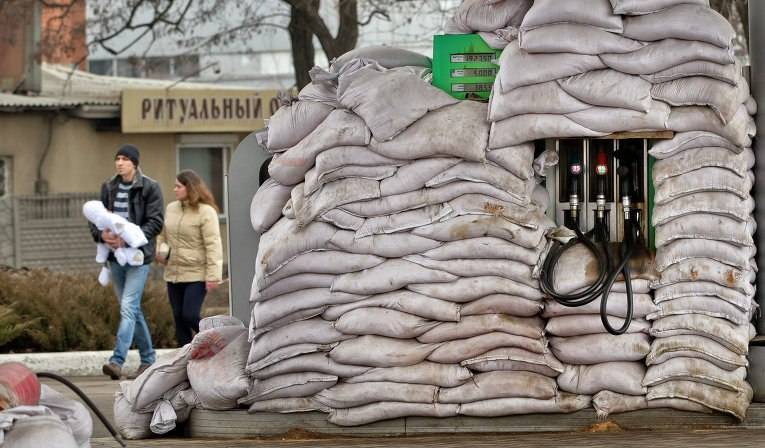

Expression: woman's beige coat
xmin=157 ymin=201 xmax=223 ymax=283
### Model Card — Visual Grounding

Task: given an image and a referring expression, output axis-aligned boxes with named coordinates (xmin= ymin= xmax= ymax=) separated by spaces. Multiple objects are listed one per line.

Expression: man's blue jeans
xmin=108 ymin=262 xmax=155 ymax=366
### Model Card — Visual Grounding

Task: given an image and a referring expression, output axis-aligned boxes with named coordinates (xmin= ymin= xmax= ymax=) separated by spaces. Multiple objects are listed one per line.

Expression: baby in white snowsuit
xmin=83 ymin=200 xmax=148 ymax=286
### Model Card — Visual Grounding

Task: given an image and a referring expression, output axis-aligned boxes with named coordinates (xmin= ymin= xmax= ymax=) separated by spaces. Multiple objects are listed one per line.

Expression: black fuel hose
xmin=36 ymin=372 xmax=127 ymax=448
xmin=599 ymin=217 xmax=636 ymax=335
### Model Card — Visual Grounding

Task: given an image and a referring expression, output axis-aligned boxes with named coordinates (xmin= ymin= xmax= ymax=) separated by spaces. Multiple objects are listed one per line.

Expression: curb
xmin=0 ymin=349 xmax=178 ymax=376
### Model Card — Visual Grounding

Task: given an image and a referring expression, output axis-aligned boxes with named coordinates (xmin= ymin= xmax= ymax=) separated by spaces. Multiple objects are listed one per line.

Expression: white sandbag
xmin=403 ymin=255 xmax=536 ymax=288
xmin=654 ymin=168 xmax=752 ymax=205
xmin=256 ymin=219 xmax=338 ymax=275
xmin=304 ymin=164 xmax=396 ymax=196
xmin=461 ymin=347 xmax=564 ymax=377
xmin=460 ymin=294 xmax=543 ymax=318
xmin=646 ymin=334 xmax=748 ymax=371
xmin=655 ymin=214 xmax=755 ymax=248
xmin=127 ymin=344 xmax=191 ymax=412
xmin=331 ymin=46 xmax=432 ymax=72
xmin=652 ymin=76 xmax=746 ymax=124
xmin=428 ymin=332 xmax=548 ymax=363
xmin=337 ymin=63 xmax=457 ymax=141
xmin=566 ymin=101 xmax=670 ymax=134
xmin=251 ymin=273 xmax=335 ymax=302
xmin=251 ymin=352 xmax=369 ymax=381
xmin=447 ymin=0 xmax=531 ymax=33
xmin=268 ymin=110 xmax=371 ymax=185
xmin=649 ymin=131 xmax=741 ymax=159
xmin=746 ymin=95 xmax=758 ymax=115
xmin=622 ymin=4 xmax=734 ymax=48
xmin=488 ymin=80 xmax=591 ymax=121
xmin=199 ymin=315 xmax=244 ymax=332
xmin=248 ymin=318 xmax=352 ymax=363
xmin=439 ymin=371 xmax=557 ymax=404
xmin=557 ymin=362 xmax=646 ymax=396
xmin=246 ymin=343 xmax=338 ymax=374
xmin=369 ymin=101 xmax=489 ymax=162
xmin=647 ymin=380 xmax=752 ymax=421
xmin=334 ymin=307 xmax=440 ymax=339
xmin=610 ymin=0 xmax=709 ymax=15
xmin=247 ymin=397 xmax=329 ymax=414
xmin=114 ymin=388 xmax=152 ymax=440
xmin=546 ymin=315 xmax=651 ymax=337
xmin=322 ymin=290 xmax=460 ymax=322
xmin=421 ymin=237 xmax=543 ymax=265
xmin=297 ymin=178 xmax=381 ymax=227
xmin=331 ymin=259 xmax=457 ymax=295
xmin=426 ymin=161 xmax=534 ymax=198
xmin=260 ymin=251 xmax=384 ymax=289
xmin=652 ymin=148 xmax=754 ymax=185
xmin=446 ymin=194 xmax=547 ymax=230
xmin=240 ymin=372 xmax=337 ymax=404
xmin=39 ymin=385 xmax=92 ymax=447
xmin=379 ymin=158 xmax=460 ymax=196
xmin=497 ymin=41 xmax=607 ymax=93
xmin=355 ymin=204 xmax=454 ymax=238
xmin=328 ymin=230 xmax=442 ymax=258
xmin=330 ymin=335 xmax=440 ymax=367
xmin=558 ymin=69 xmax=652 ymax=112
xmin=520 ymin=24 xmax=642 ymax=55
xmin=609 ymin=279 xmax=652 ymax=293
xmin=458 ymin=393 xmax=591 ymax=417
xmin=485 ymin=144 xmax=535 ymax=180
xmin=318 ymin=209 xmax=365 ymax=230
xmin=655 ymin=239 xmax=755 ymax=272
xmin=666 ymin=105 xmax=756 ymax=149
xmin=328 ymin=402 xmax=458 ymax=426
xmin=313 ymin=146 xmax=402 ymax=177
xmin=411 ymin=215 xmax=547 ymax=250
xmin=652 ymin=258 xmax=754 ymax=295
xmin=250 ymin=179 xmax=292 ymax=233
xmin=188 ymin=331 xmax=250 ymax=410
xmin=418 ymin=314 xmax=544 ymax=343
xmin=267 ymin=101 xmax=334 ymax=151
xmin=593 ymin=390 xmax=712 ymax=420
xmin=149 ymin=399 xmax=176 ymax=435
xmin=250 ymin=307 xmax=327 ymax=339
xmin=409 ymin=276 xmax=543 ymax=302
xmin=315 ymin=382 xmax=438 ymax=408
xmin=600 ymin=39 xmax=735 ymax=75
xmin=549 ymin=333 xmax=651 ymax=365
xmin=654 ymin=281 xmax=753 ymax=312
xmin=298 ymin=81 xmax=340 ymax=108
xmin=251 ymin=289 xmax=363 ymax=330
xmin=489 ymin=113 xmax=605 ymax=148
xmin=642 ymin=60 xmax=741 ymax=86
xmin=652 ymin=192 xmax=754 ymax=226
xmin=345 ymin=361 xmax=473 ymax=388
xmin=649 ymin=314 xmax=753 ymax=356
xmin=521 ymin=0 xmax=622 ymax=32
xmin=643 ymin=357 xmax=748 ymax=392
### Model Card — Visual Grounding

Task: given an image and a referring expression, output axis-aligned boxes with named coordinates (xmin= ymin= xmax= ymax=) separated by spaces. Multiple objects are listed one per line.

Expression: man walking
xmin=89 ymin=144 xmax=164 ymax=379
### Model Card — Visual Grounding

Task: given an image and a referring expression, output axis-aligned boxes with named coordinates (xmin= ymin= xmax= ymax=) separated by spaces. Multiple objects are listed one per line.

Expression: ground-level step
xmin=188 ymin=403 xmax=765 ymax=438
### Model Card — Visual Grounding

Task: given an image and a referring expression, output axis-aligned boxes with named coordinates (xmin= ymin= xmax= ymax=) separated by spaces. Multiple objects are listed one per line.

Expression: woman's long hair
xmin=177 ymin=169 xmax=219 ymax=213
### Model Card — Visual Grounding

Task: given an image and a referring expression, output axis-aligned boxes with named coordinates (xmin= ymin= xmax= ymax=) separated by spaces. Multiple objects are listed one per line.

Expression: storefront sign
xmin=121 ymin=89 xmax=281 ymax=133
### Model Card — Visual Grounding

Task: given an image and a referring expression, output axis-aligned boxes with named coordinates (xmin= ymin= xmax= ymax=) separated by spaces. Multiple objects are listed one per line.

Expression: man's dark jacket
xmin=89 ymin=169 xmax=164 ymax=265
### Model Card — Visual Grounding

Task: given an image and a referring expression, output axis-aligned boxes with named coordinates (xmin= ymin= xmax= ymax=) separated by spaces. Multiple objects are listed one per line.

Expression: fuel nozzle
xmin=568 ymin=153 xmax=583 ymax=222
xmin=617 ymin=164 xmax=632 ymax=222
xmin=595 ymin=149 xmax=608 ymax=219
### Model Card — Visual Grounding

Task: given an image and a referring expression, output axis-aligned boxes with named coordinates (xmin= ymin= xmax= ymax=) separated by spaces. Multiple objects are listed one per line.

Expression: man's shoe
xmin=127 ymin=363 xmax=152 ymax=380
xmin=102 ymin=362 xmax=122 ymax=380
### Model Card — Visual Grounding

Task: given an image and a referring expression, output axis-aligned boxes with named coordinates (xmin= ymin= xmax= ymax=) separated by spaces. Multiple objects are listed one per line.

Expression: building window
xmin=117 ymin=57 xmax=144 ymax=78
xmin=173 ymin=55 xmax=201 ymax=78
xmin=145 ymin=57 xmax=172 ymax=79
xmin=178 ymin=145 xmax=230 ymax=214
xmin=88 ymin=59 xmax=115 ymax=76
xmin=0 ymin=158 xmax=8 ymax=198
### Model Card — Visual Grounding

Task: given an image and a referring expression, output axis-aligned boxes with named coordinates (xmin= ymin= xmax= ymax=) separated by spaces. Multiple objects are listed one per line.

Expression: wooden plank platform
xmin=188 ymin=403 xmax=765 ymax=438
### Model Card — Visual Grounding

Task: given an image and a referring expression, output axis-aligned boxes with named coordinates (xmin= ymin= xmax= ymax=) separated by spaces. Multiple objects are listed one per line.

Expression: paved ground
xmin=41 ymin=376 xmax=120 ymax=439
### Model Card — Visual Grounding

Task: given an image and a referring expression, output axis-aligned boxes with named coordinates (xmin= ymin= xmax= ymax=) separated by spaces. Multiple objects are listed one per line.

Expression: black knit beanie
xmin=115 ymin=144 xmax=140 ymax=167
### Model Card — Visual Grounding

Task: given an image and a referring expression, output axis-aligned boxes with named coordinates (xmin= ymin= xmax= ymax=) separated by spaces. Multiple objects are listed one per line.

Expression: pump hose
xmin=35 ymin=372 xmax=127 ymax=448
xmin=599 ymin=219 xmax=636 ymax=335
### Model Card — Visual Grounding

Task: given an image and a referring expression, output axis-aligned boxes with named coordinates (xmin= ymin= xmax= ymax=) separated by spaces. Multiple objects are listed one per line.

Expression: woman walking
xmin=157 ymin=170 xmax=223 ymax=346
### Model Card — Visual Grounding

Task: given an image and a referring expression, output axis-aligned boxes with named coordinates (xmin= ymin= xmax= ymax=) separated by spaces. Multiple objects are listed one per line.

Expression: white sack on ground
xmin=39 ymin=385 xmax=93 ymax=447
xmin=600 ymin=39 xmax=735 ymax=75
xmin=188 ymin=330 xmax=249 ymax=410
xmin=646 ymin=334 xmax=749 ymax=371
xmin=251 ymin=352 xmax=370 ymax=380
xmin=592 ymin=390 xmax=712 ymax=420
xmin=328 ymin=402 xmax=458 ymax=427
xmin=345 ymin=361 xmax=472 ymax=388
xmin=460 ymin=347 xmax=564 ymax=377
xmin=457 ymin=393 xmax=591 ymax=417
xmin=557 ymin=362 xmax=646 ymax=396
xmin=643 ymin=357 xmax=748 ymax=392
xmin=548 ymin=333 xmax=651 ymax=365
xmin=647 ymin=380 xmax=752 ymax=421
xmin=251 ymin=179 xmax=293 ymax=233
xmin=334 ymin=307 xmax=440 ymax=339
xmin=521 ymin=0 xmax=622 ymax=32
xmin=127 ymin=344 xmax=191 ymax=412
xmin=520 ymin=24 xmax=643 ymax=55
xmin=247 ymin=397 xmax=329 ymax=414
xmin=322 ymin=290 xmax=460 ymax=322
xmin=622 ymin=4 xmax=735 ymax=48
xmin=113 ymin=387 xmax=152 ymax=440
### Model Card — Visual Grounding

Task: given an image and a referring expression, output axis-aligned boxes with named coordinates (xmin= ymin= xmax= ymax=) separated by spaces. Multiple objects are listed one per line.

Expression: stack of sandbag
xmin=444 ymin=0 xmax=531 ymax=49
xmin=243 ymin=49 xmax=592 ymax=426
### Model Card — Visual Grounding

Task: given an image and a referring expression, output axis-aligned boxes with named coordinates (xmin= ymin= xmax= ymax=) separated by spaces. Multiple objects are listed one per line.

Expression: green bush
xmin=0 ymin=268 xmax=230 ymax=353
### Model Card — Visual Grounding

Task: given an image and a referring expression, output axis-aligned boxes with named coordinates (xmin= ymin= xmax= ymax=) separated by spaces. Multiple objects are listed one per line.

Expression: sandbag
xmin=113 ymin=388 xmax=152 ymax=440
xmin=149 ymin=399 xmax=177 ymax=435
xmin=649 ymin=314 xmax=754 ymax=356
xmin=267 ymin=101 xmax=334 ymax=151
xmin=652 ymin=147 xmax=754 ymax=185
xmin=486 ymin=143 xmax=536 ymax=180
xmin=248 ymin=318 xmax=352 ymax=363
xmin=315 ymin=382 xmax=438 ymax=408
xmin=549 ymin=333 xmax=651 ymax=364
xmin=647 ymin=380 xmax=752 ymax=421
xmin=331 ymin=259 xmax=457 ymax=295
xmin=411 ymin=215 xmax=547 ymax=250
xmin=643 ymin=357 xmax=748 ymax=392
xmin=331 ymin=45 xmax=432 ymax=72
xmin=646 ymin=334 xmax=749 ymax=371
xmin=379 ymin=158 xmax=460 ymax=196
xmin=439 ymin=371 xmax=557 ymax=403
xmin=255 ymin=219 xmax=338 ymax=275
xmin=622 ymin=4 xmax=734 ymax=48
xmin=199 ymin=315 xmax=244 ymax=332
xmin=460 ymin=347 xmax=564 ymax=377
xmin=328 ymin=230 xmax=442 ymax=258
xmin=654 ymin=281 xmax=753 ymax=312
xmin=259 ymin=251 xmax=384 ymax=289
xmin=304 ymin=164 xmax=397 ymax=196
xmin=666 ymin=105 xmax=756 ymax=149
xmin=557 ymin=362 xmax=646 ymax=396
xmin=428 ymin=332 xmax=548 ymax=363
xmin=318 ymin=209 xmax=365 ymax=230
xmin=652 ymin=76 xmax=746 ymax=124
xmin=355 ymin=204 xmax=454 ymax=238
xmin=313 ymin=146 xmax=402 ymax=177
xmin=247 ymin=397 xmax=329 ymax=414
xmin=251 ymin=273 xmax=335 ymax=302
xmin=565 ymin=101 xmax=670 ymax=134
xmin=654 ymin=168 xmax=752 ymax=205
xmin=345 ymin=361 xmax=473 ymax=388
xmin=649 ymin=131 xmax=741 ymax=159
xmin=448 ymin=194 xmax=548 ymax=230
xmin=521 ymin=0 xmax=622 ymax=32
xmin=239 ymin=372 xmax=337 ymax=404
xmin=520 ymin=24 xmax=642 ymax=55
xmin=246 ymin=342 xmax=338 ymax=374
xmin=542 ymin=295 xmax=657 ymax=320
xmin=655 ymin=239 xmax=755 ymax=272
xmin=610 ymin=0 xmax=710 ymax=15
xmin=296 ymin=177 xmax=382 ymax=227
xmin=421 ymin=237 xmax=544 ymax=265
xmin=39 ymin=385 xmax=92 ymax=447
xmin=369 ymin=100 xmax=488 ymax=162
xmin=408 ymin=276 xmax=543 ymax=302
xmin=298 ymin=81 xmax=340 ymax=108
xmin=251 ymin=352 xmax=370 ymax=380
xmin=329 ymin=335 xmax=440 ymax=367
xmin=322 ymin=290 xmax=460 ymax=322
xmin=648 ymin=296 xmax=752 ymax=325
xmin=546 ymin=315 xmax=650 ymax=337
xmin=655 ymin=214 xmax=755 ymax=248
xmin=489 ymin=113 xmax=605 ymax=148
xmin=126 ymin=344 xmax=191 ymax=412
xmin=328 ymin=402 xmax=458 ymax=426
xmin=250 ymin=307 xmax=326 ymax=338
xmin=652 ymin=192 xmax=754 ymax=226
xmin=489 ymin=80 xmax=591 ymax=121
xmin=460 ymin=294 xmax=543 ymax=318
xmin=447 ymin=0 xmax=531 ymax=33
xmin=334 ymin=307 xmax=440 ymax=339
xmin=600 ymin=39 xmax=735 ymax=75
xmin=652 ymin=258 xmax=754 ymax=295
xmin=403 ymin=255 xmax=536 ymax=287
xmin=592 ymin=390 xmax=712 ymax=420
xmin=458 ymin=393 xmax=591 ymax=417
xmin=418 ymin=314 xmax=544 ymax=343
xmin=251 ymin=289 xmax=363 ymax=329
xmin=188 ymin=331 xmax=249 ymax=410
xmin=426 ymin=161 xmax=534 ymax=197
xmin=642 ymin=60 xmax=741 ymax=86
xmin=337 ymin=63 xmax=457 ymax=141
xmin=558 ymin=69 xmax=652 ymax=112
xmin=250 ymin=179 xmax=292 ymax=233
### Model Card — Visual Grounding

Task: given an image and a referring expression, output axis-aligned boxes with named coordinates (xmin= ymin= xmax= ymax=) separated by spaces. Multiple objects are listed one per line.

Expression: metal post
xmin=750 ymin=0 xmax=765 ymax=334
